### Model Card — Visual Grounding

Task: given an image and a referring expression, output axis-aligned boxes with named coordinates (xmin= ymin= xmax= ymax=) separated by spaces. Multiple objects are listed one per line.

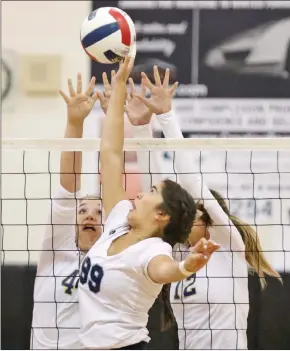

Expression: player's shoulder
xmin=137 ymin=237 xmax=173 ymax=260
xmin=105 ymin=200 xmax=133 ymax=226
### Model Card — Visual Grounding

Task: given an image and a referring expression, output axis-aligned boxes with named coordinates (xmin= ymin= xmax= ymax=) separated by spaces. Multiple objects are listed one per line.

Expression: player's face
xmin=128 ymin=183 xmax=169 ymax=230
xmin=188 ymin=205 xmax=209 ymax=246
xmin=76 ymin=199 xmax=103 ymax=251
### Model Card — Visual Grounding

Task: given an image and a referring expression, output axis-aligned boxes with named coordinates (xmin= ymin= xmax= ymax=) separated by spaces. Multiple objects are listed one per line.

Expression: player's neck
xmin=127 ymin=227 xmax=158 ymax=243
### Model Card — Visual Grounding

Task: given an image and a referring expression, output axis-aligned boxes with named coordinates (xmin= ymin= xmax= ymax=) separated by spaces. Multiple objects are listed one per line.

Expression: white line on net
xmin=2 ymin=138 xmax=290 ymax=151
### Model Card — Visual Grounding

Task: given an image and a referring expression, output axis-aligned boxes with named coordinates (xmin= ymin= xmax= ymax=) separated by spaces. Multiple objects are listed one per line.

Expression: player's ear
xmin=155 ymin=209 xmax=170 ymax=224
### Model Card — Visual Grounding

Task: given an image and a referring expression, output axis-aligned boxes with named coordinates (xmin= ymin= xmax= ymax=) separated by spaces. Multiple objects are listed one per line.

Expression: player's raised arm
xmin=59 ymin=74 xmax=98 ymax=193
xmin=100 ymin=56 xmax=134 ymax=215
xmin=126 ymin=77 xmax=166 ymax=192
xmin=137 ymin=66 xmax=245 ymax=251
xmin=147 ymin=238 xmax=220 ymax=284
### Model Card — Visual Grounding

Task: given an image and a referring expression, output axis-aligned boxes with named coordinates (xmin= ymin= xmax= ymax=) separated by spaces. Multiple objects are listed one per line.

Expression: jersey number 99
xmin=80 ymin=256 xmax=104 ymax=293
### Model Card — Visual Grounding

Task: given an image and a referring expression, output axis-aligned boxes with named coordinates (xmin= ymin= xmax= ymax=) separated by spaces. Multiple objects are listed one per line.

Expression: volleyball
xmin=80 ymin=7 xmax=136 ymax=64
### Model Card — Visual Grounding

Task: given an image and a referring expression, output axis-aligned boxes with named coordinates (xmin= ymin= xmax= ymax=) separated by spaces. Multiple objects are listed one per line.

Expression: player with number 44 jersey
xmin=31 ymin=75 xmax=102 ymax=349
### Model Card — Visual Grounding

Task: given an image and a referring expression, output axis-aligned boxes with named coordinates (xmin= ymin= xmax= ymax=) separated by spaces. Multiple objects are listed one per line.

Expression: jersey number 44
xmin=62 ymin=257 xmax=104 ymax=295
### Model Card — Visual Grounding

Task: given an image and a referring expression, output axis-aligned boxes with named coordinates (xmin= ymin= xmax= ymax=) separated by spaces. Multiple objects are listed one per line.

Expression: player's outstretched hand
xmin=59 ymin=73 xmax=98 ymax=124
xmin=134 ymin=65 xmax=178 ymax=115
xmin=125 ymin=78 xmax=153 ymax=126
xmin=97 ymin=70 xmax=116 ymax=114
xmin=114 ymin=55 xmax=135 ymax=84
xmin=184 ymin=238 xmax=221 ymax=273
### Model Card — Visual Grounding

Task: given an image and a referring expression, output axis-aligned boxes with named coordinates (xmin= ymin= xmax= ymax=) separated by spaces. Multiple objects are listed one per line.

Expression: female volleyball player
xmin=31 ymin=74 xmax=102 ymax=349
xmin=127 ymin=65 xmax=281 ymax=349
xmin=77 ymin=57 xmax=220 ymax=350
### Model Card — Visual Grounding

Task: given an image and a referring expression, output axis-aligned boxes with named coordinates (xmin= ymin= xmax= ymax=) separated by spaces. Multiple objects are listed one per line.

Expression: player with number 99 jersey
xmin=78 ymin=200 xmax=173 ymax=349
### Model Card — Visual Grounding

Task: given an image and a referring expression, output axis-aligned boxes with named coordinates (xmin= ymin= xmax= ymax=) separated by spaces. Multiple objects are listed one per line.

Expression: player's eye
xmin=79 ymin=208 xmax=86 ymax=215
xmin=150 ymin=188 xmax=155 ymax=194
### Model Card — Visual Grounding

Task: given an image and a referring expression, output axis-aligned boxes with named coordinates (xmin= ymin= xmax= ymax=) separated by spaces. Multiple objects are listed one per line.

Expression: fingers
xmin=153 ymin=65 xmax=162 ymax=86
xmin=141 ymin=72 xmax=154 ymax=90
xmin=190 ymin=238 xmax=220 ymax=256
xmin=169 ymin=81 xmax=179 ymax=96
xmin=135 ymin=94 xmax=154 ymax=110
xmin=123 ymin=55 xmax=131 ymax=67
xmin=129 ymin=77 xmax=136 ymax=95
xmin=163 ymin=68 xmax=170 ymax=88
xmin=141 ymin=78 xmax=146 ymax=97
xmin=85 ymin=76 xmax=96 ymax=97
xmin=206 ymin=240 xmax=221 ymax=254
xmin=190 ymin=237 xmax=208 ymax=254
xmin=111 ymin=70 xmax=116 ymax=84
xmin=120 ymin=55 xmax=133 ymax=72
xmin=76 ymin=73 xmax=82 ymax=94
xmin=68 ymin=78 xmax=76 ymax=97
xmin=97 ymin=91 xmax=106 ymax=106
xmin=126 ymin=92 xmax=132 ymax=102
xmin=102 ymin=72 xmax=111 ymax=92
xmin=59 ymin=89 xmax=70 ymax=104
xmin=127 ymin=55 xmax=135 ymax=74
xmin=90 ymin=90 xmax=99 ymax=104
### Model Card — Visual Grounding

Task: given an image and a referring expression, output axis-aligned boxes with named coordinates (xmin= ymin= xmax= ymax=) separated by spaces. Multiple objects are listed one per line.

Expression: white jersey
xmin=171 ymin=233 xmax=249 ymax=350
xmin=31 ymin=186 xmax=83 ymax=350
xmin=135 ymin=111 xmax=249 ymax=349
xmin=78 ymin=200 xmax=172 ymax=350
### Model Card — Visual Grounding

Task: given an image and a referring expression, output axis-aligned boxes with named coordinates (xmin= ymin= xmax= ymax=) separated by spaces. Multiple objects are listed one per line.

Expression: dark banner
xmin=199 ymin=9 xmax=290 ymax=98
xmin=91 ymin=1 xmax=290 ymax=98
xmin=91 ymin=1 xmax=290 ymax=134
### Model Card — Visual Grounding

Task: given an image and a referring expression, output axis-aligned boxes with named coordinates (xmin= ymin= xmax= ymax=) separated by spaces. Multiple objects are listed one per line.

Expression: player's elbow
xmin=147 ymin=255 xmax=177 ymax=284
xmin=100 ymin=142 xmax=113 ymax=156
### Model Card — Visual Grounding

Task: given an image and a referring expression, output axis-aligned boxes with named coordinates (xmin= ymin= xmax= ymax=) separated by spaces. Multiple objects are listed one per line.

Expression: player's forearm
xmin=132 ymin=124 xmax=164 ymax=191
xmin=101 ymin=81 xmax=126 ymax=156
xmin=156 ymin=110 xmax=207 ymax=200
xmin=60 ymin=121 xmax=83 ymax=193
xmin=156 ymin=111 xmax=243 ymax=248
xmin=149 ymin=259 xmax=187 ymax=284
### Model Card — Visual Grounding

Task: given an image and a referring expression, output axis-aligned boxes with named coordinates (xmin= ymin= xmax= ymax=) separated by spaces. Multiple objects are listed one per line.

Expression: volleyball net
xmin=2 ymin=137 xmax=290 ymax=272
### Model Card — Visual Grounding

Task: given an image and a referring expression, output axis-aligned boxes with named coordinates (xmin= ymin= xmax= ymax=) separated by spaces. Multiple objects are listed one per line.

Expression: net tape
xmin=3 ymin=137 xmax=290 ymax=151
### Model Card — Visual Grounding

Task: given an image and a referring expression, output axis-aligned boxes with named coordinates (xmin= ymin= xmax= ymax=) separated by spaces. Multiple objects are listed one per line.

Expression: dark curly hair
xmin=157 ymin=179 xmax=197 ymax=331
xmin=160 ymin=179 xmax=196 ymax=247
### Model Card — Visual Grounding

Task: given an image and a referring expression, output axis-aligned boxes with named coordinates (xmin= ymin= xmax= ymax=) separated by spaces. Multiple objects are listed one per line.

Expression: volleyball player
xmin=127 ymin=65 xmax=282 ymax=349
xmin=31 ymin=74 xmax=102 ymax=349
xmin=77 ymin=56 xmax=220 ymax=350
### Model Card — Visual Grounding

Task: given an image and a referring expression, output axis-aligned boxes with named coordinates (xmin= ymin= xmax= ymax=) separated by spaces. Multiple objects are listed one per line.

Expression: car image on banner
xmin=204 ymin=17 xmax=290 ymax=80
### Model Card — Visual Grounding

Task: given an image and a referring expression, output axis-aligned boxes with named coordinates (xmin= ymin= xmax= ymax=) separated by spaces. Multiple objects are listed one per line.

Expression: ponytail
xmin=229 ymin=214 xmax=282 ymax=288
xmin=209 ymin=189 xmax=282 ymax=288
xmin=160 ymin=284 xmax=175 ymax=331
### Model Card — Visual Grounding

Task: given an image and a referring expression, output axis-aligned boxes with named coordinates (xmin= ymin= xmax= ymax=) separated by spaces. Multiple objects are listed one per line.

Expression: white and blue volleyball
xmin=80 ymin=7 xmax=136 ymax=64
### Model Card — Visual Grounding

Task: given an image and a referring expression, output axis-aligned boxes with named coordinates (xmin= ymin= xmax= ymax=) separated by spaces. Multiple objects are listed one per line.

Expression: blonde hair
xmin=77 ymin=194 xmax=101 ymax=206
xmin=209 ymin=189 xmax=282 ymax=288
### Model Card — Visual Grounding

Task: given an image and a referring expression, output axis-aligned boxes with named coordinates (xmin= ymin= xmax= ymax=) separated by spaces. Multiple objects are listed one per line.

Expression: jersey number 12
xmin=174 ymin=273 xmax=196 ymax=300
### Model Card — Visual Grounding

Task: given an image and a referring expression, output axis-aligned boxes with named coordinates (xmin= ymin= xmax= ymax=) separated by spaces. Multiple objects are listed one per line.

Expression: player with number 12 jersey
xmin=126 ymin=66 xmax=281 ymax=350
